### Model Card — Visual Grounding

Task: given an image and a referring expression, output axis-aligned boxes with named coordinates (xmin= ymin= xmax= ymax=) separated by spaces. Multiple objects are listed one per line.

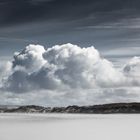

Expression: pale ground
xmin=0 ymin=113 xmax=140 ymax=140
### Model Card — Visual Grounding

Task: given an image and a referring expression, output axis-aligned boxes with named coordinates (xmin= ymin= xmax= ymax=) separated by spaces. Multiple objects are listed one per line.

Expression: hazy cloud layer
xmin=0 ymin=43 xmax=140 ymax=106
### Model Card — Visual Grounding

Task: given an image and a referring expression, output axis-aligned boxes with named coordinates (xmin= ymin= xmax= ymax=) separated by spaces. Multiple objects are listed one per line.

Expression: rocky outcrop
xmin=1 ymin=103 xmax=140 ymax=113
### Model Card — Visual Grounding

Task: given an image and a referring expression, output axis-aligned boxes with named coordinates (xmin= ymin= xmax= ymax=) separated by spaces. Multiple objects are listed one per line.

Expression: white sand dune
xmin=0 ymin=113 xmax=140 ymax=140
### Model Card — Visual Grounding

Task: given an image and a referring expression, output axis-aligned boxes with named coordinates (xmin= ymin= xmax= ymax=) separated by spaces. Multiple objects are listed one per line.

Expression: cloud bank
xmin=0 ymin=43 xmax=140 ymax=106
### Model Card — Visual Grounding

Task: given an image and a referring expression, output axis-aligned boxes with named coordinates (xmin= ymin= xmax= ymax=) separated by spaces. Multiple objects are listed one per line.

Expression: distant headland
xmin=1 ymin=103 xmax=140 ymax=114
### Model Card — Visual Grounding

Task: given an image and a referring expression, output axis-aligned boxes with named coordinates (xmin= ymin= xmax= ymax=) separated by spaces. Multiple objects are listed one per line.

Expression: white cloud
xmin=124 ymin=56 xmax=140 ymax=76
xmin=0 ymin=61 xmax=12 ymax=88
xmin=13 ymin=44 xmax=46 ymax=73
xmin=123 ymin=56 xmax=140 ymax=86
xmin=0 ymin=43 xmax=140 ymax=106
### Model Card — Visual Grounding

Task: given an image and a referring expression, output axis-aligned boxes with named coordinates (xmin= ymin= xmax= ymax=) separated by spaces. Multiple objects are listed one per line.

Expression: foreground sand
xmin=0 ymin=113 xmax=140 ymax=140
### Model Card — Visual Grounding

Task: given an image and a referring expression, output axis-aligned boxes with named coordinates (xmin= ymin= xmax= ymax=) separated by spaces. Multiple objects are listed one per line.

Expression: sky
xmin=0 ymin=0 xmax=140 ymax=106
xmin=1 ymin=0 xmax=140 ymax=57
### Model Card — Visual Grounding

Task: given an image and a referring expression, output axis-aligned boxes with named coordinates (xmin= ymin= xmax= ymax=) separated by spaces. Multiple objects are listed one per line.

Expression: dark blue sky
xmin=1 ymin=0 xmax=140 ymax=57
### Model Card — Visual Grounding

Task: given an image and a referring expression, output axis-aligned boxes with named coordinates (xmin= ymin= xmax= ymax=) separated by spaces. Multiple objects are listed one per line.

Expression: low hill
xmin=1 ymin=103 xmax=140 ymax=113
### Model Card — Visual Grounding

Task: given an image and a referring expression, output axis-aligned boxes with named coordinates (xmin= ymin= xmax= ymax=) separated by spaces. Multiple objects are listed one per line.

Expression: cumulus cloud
xmin=0 ymin=61 xmax=12 ymax=88
xmin=0 ymin=43 xmax=140 ymax=106
xmin=13 ymin=44 xmax=46 ymax=73
xmin=124 ymin=56 xmax=140 ymax=76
